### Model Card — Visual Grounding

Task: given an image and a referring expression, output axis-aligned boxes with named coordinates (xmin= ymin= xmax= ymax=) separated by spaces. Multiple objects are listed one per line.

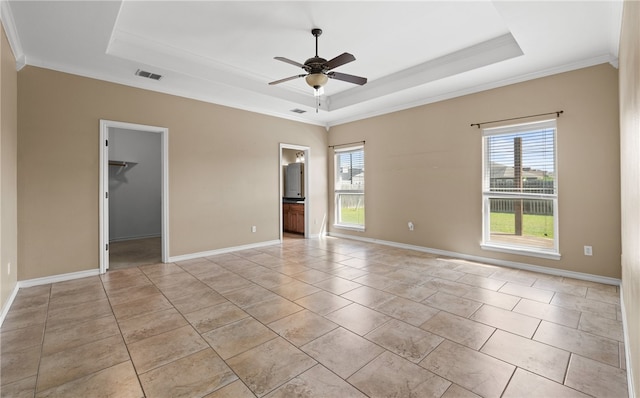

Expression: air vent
xmin=290 ymin=108 xmax=306 ymax=114
xmin=135 ymin=69 xmax=162 ymax=81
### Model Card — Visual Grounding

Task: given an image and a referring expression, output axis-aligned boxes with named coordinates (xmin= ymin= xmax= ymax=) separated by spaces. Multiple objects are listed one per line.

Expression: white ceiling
xmin=3 ymin=1 xmax=622 ymax=128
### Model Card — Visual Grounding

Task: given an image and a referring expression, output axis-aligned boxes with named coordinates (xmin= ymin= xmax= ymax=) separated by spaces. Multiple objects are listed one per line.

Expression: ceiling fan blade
xmin=324 ymin=52 xmax=356 ymax=70
xmin=268 ymin=74 xmax=306 ymax=85
xmin=327 ymin=71 xmax=367 ymax=85
xmin=274 ymin=57 xmax=307 ymax=69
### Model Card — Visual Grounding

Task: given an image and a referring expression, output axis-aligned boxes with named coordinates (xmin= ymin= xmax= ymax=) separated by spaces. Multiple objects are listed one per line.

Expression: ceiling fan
xmin=268 ymin=28 xmax=367 ymax=92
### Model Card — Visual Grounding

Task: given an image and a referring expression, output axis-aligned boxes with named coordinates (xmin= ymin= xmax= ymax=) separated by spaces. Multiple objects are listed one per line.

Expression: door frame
xmin=99 ymin=120 xmax=169 ymax=274
xmin=279 ymin=143 xmax=310 ymax=240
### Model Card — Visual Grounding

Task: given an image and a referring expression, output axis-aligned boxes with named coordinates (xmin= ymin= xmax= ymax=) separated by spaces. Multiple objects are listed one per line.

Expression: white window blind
xmin=334 ymin=145 xmax=365 ymax=229
xmin=482 ymin=119 xmax=559 ymax=258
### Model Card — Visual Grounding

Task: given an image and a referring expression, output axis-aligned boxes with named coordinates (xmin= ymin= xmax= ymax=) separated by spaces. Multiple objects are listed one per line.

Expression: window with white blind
xmin=334 ymin=146 xmax=365 ymax=230
xmin=481 ymin=119 xmax=559 ymax=259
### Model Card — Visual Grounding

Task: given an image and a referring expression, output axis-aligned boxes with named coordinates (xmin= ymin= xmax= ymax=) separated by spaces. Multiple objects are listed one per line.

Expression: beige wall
xmin=619 ymin=1 xmax=639 ymax=394
xmin=329 ymin=64 xmax=621 ymax=279
xmin=17 ymin=66 xmax=328 ymax=280
xmin=1 ymin=23 xmax=18 ymax=310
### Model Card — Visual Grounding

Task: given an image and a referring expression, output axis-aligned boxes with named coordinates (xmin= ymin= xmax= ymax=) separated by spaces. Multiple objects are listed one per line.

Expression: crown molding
xmin=0 ymin=0 xmax=25 ymax=70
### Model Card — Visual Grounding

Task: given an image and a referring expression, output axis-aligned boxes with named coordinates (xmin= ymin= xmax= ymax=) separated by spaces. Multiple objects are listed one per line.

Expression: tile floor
xmin=0 ymin=237 xmax=628 ymax=397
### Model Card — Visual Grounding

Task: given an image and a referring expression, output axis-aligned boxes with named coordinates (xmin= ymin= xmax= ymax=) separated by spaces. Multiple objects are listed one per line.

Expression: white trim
xmin=480 ymin=243 xmax=561 ymax=261
xmin=620 ymin=286 xmax=635 ymax=398
xmin=328 ymin=232 xmax=620 ymax=286
xmin=0 ymin=283 xmax=20 ymax=327
xmin=17 ymin=269 xmax=100 ymax=288
xmin=100 ymin=120 xmax=170 ymax=274
xmin=169 ymin=240 xmax=281 ymax=263
xmin=0 ymin=0 xmax=26 ymax=70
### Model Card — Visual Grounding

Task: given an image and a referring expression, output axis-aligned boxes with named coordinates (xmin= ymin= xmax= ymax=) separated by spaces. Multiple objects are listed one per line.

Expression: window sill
xmin=481 ymin=243 xmax=561 ymax=261
xmin=333 ymin=224 xmax=365 ymax=232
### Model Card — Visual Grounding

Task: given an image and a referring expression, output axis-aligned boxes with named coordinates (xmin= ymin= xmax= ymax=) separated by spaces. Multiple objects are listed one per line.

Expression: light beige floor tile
xmin=422 ymin=292 xmax=482 ymax=318
xmin=441 ymin=384 xmax=481 ymax=398
xmin=0 ymin=375 xmax=37 ymax=398
xmin=457 ymin=273 xmax=506 ymax=291
xmin=533 ymin=321 xmax=619 ymax=367
xmin=140 ymin=262 xmax=185 ymax=279
xmin=313 ymin=277 xmax=361 ymax=295
xmin=48 ymin=285 xmax=107 ymax=310
xmin=301 ymin=327 xmax=384 ymax=378
xmin=1 ymin=307 xmax=48 ymax=331
xmin=499 ymin=282 xmax=555 ymax=303
xmin=366 ymin=319 xmax=443 ymax=363
xmin=512 ymin=298 xmax=581 ymax=328
xmin=45 ymin=298 xmax=113 ymax=331
xmin=340 ymin=286 xmax=395 ymax=308
xmin=481 ymin=330 xmax=570 ymax=383
xmin=42 ymin=314 xmax=120 ymax=355
xmin=551 ymin=293 xmax=618 ymax=319
xmin=268 ymin=310 xmax=338 ymax=346
xmin=420 ymin=340 xmax=515 ymax=398
xmin=470 ymin=305 xmax=540 ymax=338
xmin=422 ymin=278 xmax=474 ymax=297
xmin=586 ymin=286 xmax=620 ymax=305
xmin=375 ymin=296 xmax=440 ymax=326
xmin=170 ymin=288 xmax=228 ymax=314
xmin=265 ymin=364 xmax=366 ymax=398
xmin=111 ymin=293 xmax=174 ymax=320
xmin=244 ymin=296 xmax=303 ymax=324
xmin=328 ymin=265 xmax=369 ymax=280
xmin=248 ymin=271 xmax=295 ymax=289
xmin=8 ymin=289 xmax=50 ymax=313
xmin=35 ymin=361 xmax=143 ymax=398
xmin=36 ymin=335 xmax=129 ymax=392
xmin=118 ymin=308 xmax=188 ymax=344
xmin=532 ymin=279 xmax=588 ymax=297
xmin=227 ymin=337 xmax=316 ymax=397
xmin=202 ymin=317 xmax=277 ymax=360
xmin=578 ymin=311 xmax=623 ymax=341
xmin=351 ymin=273 xmax=395 ymax=290
xmin=565 ymin=354 xmax=628 ymax=397
xmin=489 ymin=269 xmax=537 ymax=286
xmin=151 ymin=271 xmax=200 ymax=290
xmin=127 ymin=325 xmax=208 ymax=374
xmin=450 ymin=260 xmax=499 ymax=277
xmin=294 ymin=291 xmax=351 ymax=315
xmin=270 ymin=280 xmax=320 ymax=301
xmin=420 ymin=311 xmax=494 ymax=350
xmin=0 ymin=345 xmax=41 ymax=386
xmin=224 ymin=285 xmax=279 ymax=308
xmin=348 ymin=351 xmax=450 ymax=398
xmin=502 ymin=368 xmax=589 ymax=398
xmin=383 ymin=281 xmax=437 ymax=301
xmin=292 ymin=269 xmax=334 ymax=284
xmin=1 ymin=324 xmax=45 ymax=354
xmin=139 ymin=348 xmax=237 ymax=398
xmin=105 ymin=283 xmax=161 ymax=306
xmin=325 ymin=303 xmax=390 ymax=335
xmin=184 ymin=301 xmax=249 ymax=334
xmin=202 ymin=272 xmax=255 ymax=294
xmin=203 ymin=379 xmax=256 ymax=398
xmin=463 ymin=286 xmax=521 ymax=310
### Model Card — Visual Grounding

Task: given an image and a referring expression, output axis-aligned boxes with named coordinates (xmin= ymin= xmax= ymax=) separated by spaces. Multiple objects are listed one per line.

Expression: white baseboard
xmin=17 ymin=269 xmax=101 ymax=288
xmin=328 ymin=232 xmax=621 ymax=286
xmin=0 ymin=283 xmax=20 ymax=327
xmin=620 ymin=287 xmax=635 ymax=398
xmin=168 ymin=240 xmax=281 ymax=263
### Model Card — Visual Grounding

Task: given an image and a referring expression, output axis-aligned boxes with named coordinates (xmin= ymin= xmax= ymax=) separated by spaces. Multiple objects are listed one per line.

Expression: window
xmin=334 ymin=146 xmax=365 ymax=229
xmin=482 ymin=120 xmax=559 ymax=259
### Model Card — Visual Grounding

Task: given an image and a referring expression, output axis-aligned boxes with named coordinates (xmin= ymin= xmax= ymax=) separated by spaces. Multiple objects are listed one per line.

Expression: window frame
xmin=333 ymin=145 xmax=365 ymax=231
xmin=480 ymin=119 xmax=560 ymax=260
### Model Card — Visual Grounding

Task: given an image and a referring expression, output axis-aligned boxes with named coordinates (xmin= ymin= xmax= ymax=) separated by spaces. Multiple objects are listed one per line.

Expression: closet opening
xmin=99 ymin=120 xmax=169 ymax=273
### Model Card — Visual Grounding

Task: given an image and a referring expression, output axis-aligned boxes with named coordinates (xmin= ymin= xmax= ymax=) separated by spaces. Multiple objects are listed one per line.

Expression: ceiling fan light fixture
xmin=306 ymin=73 xmax=328 ymax=89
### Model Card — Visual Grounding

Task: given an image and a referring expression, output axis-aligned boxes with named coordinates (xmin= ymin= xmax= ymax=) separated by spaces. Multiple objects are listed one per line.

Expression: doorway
xmin=279 ymin=144 xmax=310 ymax=241
xmin=99 ymin=120 xmax=169 ymax=273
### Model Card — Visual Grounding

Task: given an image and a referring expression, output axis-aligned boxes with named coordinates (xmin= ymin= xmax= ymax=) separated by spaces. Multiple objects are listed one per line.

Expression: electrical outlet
xmin=408 ymin=221 xmax=414 ymax=231
xmin=251 ymin=226 xmax=257 ymax=233
xmin=584 ymin=245 xmax=593 ymax=256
